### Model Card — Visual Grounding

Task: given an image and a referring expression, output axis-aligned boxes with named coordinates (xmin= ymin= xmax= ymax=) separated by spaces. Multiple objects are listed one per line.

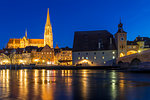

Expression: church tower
xmin=115 ymin=19 xmax=127 ymax=57
xmin=44 ymin=8 xmax=53 ymax=48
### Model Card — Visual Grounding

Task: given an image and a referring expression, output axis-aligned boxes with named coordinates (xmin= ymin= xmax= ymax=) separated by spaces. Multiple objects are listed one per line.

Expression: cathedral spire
xmin=46 ymin=8 xmax=51 ymax=26
xmin=44 ymin=8 xmax=53 ymax=48
xmin=25 ymin=29 xmax=27 ymax=38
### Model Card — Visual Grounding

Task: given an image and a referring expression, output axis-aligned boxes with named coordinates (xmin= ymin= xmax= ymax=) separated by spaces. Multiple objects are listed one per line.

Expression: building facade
xmin=6 ymin=8 xmax=53 ymax=49
xmin=115 ymin=20 xmax=150 ymax=58
xmin=31 ymin=45 xmax=55 ymax=65
xmin=72 ymin=30 xmax=117 ymax=66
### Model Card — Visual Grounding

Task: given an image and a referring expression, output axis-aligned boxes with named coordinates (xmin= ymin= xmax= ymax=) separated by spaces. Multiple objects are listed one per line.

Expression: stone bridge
xmin=117 ymin=49 xmax=150 ymax=65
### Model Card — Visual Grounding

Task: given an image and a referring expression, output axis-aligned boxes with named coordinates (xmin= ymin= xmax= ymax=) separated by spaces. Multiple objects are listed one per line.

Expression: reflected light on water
xmin=81 ymin=70 xmax=88 ymax=100
xmin=110 ymin=71 xmax=117 ymax=100
xmin=0 ymin=69 xmax=149 ymax=100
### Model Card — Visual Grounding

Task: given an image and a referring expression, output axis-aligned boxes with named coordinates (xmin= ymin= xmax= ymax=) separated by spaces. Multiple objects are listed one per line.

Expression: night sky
xmin=0 ymin=0 xmax=150 ymax=49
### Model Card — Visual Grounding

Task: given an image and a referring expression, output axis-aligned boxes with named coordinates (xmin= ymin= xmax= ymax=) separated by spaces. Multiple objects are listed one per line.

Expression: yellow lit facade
xmin=55 ymin=47 xmax=72 ymax=65
xmin=31 ymin=45 xmax=55 ymax=65
xmin=6 ymin=8 xmax=53 ymax=49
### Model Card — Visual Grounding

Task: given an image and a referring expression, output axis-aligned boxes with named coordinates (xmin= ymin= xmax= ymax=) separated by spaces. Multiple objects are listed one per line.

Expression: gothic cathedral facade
xmin=6 ymin=8 xmax=53 ymax=49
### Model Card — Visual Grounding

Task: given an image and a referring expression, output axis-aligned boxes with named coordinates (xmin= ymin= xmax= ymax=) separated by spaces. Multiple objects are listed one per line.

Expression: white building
xmin=72 ymin=30 xmax=117 ymax=66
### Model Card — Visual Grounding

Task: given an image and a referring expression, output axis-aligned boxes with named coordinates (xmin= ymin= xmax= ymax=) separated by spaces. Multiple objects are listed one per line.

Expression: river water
xmin=0 ymin=69 xmax=150 ymax=100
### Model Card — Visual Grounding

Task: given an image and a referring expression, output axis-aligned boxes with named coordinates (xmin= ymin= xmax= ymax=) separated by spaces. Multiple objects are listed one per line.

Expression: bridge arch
xmin=130 ymin=58 xmax=141 ymax=65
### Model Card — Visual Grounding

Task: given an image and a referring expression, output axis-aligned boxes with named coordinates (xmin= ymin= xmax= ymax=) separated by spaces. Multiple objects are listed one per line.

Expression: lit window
xmin=86 ymin=57 xmax=88 ymax=59
xmin=113 ymin=56 xmax=115 ymax=59
xmin=104 ymin=61 xmax=106 ymax=64
xmin=133 ymin=46 xmax=136 ymax=49
xmin=78 ymin=57 xmax=80 ymax=60
xmin=112 ymin=51 xmax=115 ymax=54
xmin=82 ymin=57 xmax=84 ymax=59
xmin=102 ymin=56 xmax=104 ymax=59
xmin=94 ymin=56 xmax=96 ymax=59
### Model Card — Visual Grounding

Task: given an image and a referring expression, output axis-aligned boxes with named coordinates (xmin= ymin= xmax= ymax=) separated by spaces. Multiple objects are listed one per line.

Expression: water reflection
xmin=1 ymin=69 xmax=150 ymax=100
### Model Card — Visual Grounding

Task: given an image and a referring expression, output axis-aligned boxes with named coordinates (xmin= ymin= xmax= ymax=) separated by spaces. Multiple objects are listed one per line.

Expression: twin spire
xmin=24 ymin=8 xmax=51 ymax=39
xmin=25 ymin=29 xmax=27 ymax=38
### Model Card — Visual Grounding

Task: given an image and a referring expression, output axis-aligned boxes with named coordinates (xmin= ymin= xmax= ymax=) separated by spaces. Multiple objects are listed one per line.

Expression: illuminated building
xmin=0 ymin=53 xmax=10 ymax=65
xmin=72 ymin=30 xmax=117 ymax=66
xmin=6 ymin=8 xmax=53 ymax=49
xmin=55 ymin=47 xmax=72 ymax=65
xmin=115 ymin=19 xmax=150 ymax=57
xmin=31 ymin=45 xmax=55 ymax=65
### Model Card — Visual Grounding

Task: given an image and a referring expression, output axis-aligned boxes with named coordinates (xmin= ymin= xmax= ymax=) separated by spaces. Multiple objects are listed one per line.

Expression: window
xmin=112 ymin=51 xmax=115 ymax=54
xmin=86 ymin=57 xmax=88 ymax=59
xmin=94 ymin=52 xmax=96 ymax=55
xmin=113 ymin=56 xmax=115 ymax=59
xmin=104 ymin=61 xmax=106 ymax=64
xmin=78 ymin=53 xmax=80 ymax=55
xmin=133 ymin=46 xmax=136 ymax=49
xmin=94 ymin=56 xmax=96 ymax=60
xmin=102 ymin=56 xmax=104 ymax=59
xmin=78 ymin=57 xmax=80 ymax=60
xmin=102 ymin=52 xmax=104 ymax=54
xmin=82 ymin=57 xmax=84 ymax=59
xmin=86 ymin=53 xmax=88 ymax=55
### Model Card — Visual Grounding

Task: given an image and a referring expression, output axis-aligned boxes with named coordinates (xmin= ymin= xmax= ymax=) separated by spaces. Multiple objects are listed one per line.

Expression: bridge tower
xmin=115 ymin=19 xmax=127 ymax=57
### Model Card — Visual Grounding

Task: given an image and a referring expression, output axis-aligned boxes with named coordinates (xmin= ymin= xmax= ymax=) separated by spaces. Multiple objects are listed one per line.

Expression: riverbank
xmin=0 ymin=65 xmax=120 ymax=70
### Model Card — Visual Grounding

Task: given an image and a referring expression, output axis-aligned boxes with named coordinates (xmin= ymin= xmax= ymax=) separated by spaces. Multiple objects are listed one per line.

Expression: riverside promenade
xmin=0 ymin=65 xmax=119 ymax=70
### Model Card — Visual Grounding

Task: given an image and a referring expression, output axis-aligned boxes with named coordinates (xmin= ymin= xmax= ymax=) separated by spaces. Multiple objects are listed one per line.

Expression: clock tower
xmin=115 ymin=19 xmax=127 ymax=57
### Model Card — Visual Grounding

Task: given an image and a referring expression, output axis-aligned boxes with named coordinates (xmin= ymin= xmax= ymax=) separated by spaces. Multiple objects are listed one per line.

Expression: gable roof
xmin=73 ymin=30 xmax=116 ymax=52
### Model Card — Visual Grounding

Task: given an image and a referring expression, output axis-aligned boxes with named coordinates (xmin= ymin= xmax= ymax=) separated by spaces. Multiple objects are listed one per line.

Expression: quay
xmin=0 ymin=65 xmax=120 ymax=70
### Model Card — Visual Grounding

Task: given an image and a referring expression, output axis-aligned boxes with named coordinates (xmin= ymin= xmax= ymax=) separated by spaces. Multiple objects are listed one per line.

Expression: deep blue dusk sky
xmin=0 ymin=0 xmax=150 ymax=49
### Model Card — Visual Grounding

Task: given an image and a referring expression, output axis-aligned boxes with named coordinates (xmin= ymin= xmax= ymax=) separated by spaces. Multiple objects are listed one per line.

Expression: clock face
xmin=120 ymin=37 xmax=124 ymax=41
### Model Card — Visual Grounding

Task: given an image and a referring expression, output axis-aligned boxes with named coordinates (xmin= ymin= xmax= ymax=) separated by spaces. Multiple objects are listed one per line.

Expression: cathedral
xmin=6 ymin=8 xmax=53 ymax=49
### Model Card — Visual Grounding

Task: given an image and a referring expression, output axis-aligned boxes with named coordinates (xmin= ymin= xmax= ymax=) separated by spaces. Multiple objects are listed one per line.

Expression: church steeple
xmin=44 ymin=8 xmax=53 ymax=48
xmin=117 ymin=18 xmax=125 ymax=33
xmin=46 ymin=8 xmax=51 ymax=26
xmin=25 ymin=29 xmax=27 ymax=39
